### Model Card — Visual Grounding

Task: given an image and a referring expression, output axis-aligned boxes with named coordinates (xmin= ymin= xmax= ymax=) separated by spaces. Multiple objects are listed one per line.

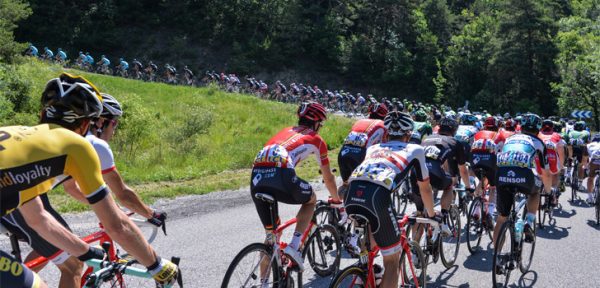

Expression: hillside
xmin=1 ymin=59 xmax=353 ymax=212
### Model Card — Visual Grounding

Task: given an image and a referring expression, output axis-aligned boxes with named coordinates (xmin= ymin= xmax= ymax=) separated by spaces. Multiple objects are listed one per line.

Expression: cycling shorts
xmin=1 ymin=194 xmax=71 ymax=265
xmin=250 ymin=167 xmax=313 ymax=229
xmin=338 ymin=145 xmax=366 ymax=182
xmin=344 ymin=180 xmax=401 ymax=256
xmin=0 ymin=250 xmax=43 ymax=288
xmin=572 ymin=146 xmax=587 ymax=163
xmin=496 ymin=167 xmax=541 ymax=217
xmin=409 ymin=161 xmax=451 ymax=212
xmin=472 ymin=152 xmax=497 ymax=186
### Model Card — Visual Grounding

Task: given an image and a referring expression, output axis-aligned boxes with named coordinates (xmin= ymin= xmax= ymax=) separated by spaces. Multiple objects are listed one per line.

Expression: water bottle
xmin=515 ymin=218 xmax=524 ymax=243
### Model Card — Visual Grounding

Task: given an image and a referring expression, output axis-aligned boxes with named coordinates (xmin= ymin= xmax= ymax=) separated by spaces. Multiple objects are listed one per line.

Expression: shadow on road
xmin=536 ymin=224 xmax=569 ymax=240
xmin=507 ymin=270 xmax=538 ymax=288
xmin=552 ymin=208 xmax=576 ymax=219
xmin=462 ymin=248 xmax=493 ymax=272
xmin=586 ymin=220 xmax=600 ymax=230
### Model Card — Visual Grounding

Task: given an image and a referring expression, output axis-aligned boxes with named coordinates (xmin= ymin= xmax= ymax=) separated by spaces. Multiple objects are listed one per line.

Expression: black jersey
xmin=421 ymin=134 xmax=467 ymax=165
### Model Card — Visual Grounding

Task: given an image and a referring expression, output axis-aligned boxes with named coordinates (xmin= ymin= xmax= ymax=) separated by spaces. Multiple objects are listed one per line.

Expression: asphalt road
xmin=2 ymin=180 xmax=599 ymax=287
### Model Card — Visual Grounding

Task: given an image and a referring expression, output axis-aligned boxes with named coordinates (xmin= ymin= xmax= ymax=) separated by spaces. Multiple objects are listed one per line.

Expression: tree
xmin=0 ymin=0 xmax=31 ymax=62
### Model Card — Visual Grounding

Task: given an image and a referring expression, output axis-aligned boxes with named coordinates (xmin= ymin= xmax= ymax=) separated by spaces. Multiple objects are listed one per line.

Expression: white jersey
xmin=587 ymin=142 xmax=600 ymax=165
xmin=350 ymin=141 xmax=429 ymax=191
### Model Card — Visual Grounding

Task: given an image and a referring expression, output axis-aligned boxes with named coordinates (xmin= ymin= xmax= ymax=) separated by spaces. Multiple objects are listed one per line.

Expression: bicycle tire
xmin=595 ymin=177 xmax=600 ymax=226
xmin=314 ymin=205 xmax=335 ymax=226
xmin=304 ymin=224 xmax=341 ymax=277
xmin=519 ymin=223 xmax=536 ymax=273
xmin=400 ymin=240 xmax=427 ymax=288
xmin=221 ymin=243 xmax=282 ymax=288
xmin=440 ymin=206 xmax=461 ymax=268
xmin=466 ymin=198 xmax=484 ymax=254
xmin=571 ymin=164 xmax=578 ymax=202
xmin=328 ymin=265 xmax=366 ymax=288
xmin=538 ymin=195 xmax=546 ymax=229
xmin=492 ymin=220 xmax=514 ymax=288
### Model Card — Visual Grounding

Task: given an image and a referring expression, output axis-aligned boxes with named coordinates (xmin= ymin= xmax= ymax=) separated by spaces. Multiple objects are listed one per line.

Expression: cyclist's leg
xmin=283 ymin=169 xmax=316 ymax=245
xmin=493 ymin=185 xmax=513 ymax=247
xmin=1 ymin=250 xmax=47 ymax=288
xmin=586 ymin=163 xmax=600 ymax=202
xmin=3 ymin=194 xmax=82 ymax=288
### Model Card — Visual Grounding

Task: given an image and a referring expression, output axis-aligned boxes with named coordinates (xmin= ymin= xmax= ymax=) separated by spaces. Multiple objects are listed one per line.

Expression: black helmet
xmin=541 ymin=119 xmax=554 ymax=132
xmin=41 ymin=73 xmax=103 ymax=123
xmin=520 ymin=113 xmax=542 ymax=133
xmin=384 ymin=112 xmax=414 ymax=136
xmin=574 ymin=121 xmax=586 ymax=131
xmin=439 ymin=117 xmax=459 ymax=135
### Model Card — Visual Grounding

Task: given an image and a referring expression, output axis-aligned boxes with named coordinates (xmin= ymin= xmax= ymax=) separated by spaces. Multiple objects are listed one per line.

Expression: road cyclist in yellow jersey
xmin=0 ymin=73 xmax=178 ymax=287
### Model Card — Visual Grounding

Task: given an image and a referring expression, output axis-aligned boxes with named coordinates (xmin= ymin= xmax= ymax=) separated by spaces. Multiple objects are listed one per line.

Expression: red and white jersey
xmin=471 ymin=130 xmax=510 ymax=154
xmin=350 ymin=141 xmax=429 ymax=190
xmin=343 ymin=119 xmax=387 ymax=148
xmin=538 ymin=130 xmax=565 ymax=174
xmin=253 ymin=126 xmax=329 ymax=169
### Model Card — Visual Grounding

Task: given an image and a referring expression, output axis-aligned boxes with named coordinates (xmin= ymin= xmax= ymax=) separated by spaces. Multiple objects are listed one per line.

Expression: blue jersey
xmin=454 ymin=125 xmax=479 ymax=145
xmin=497 ymin=133 xmax=546 ymax=172
xmin=58 ymin=51 xmax=67 ymax=60
xmin=119 ymin=61 xmax=129 ymax=70
xmin=44 ymin=49 xmax=54 ymax=58
xmin=86 ymin=55 xmax=94 ymax=65
xmin=100 ymin=58 xmax=110 ymax=66
xmin=29 ymin=46 xmax=38 ymax=56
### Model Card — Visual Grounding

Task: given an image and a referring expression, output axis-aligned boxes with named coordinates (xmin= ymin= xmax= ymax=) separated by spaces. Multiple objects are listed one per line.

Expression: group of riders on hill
xmin=10 ymin=45 xmax=598 ymax=288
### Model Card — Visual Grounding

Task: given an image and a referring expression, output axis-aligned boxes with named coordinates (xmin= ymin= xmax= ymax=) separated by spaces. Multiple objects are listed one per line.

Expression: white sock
xmin=349 ymin=233 xmax=359 ymax=247
xmin=488 ymin=202 xmax=496 ymax=215
xmin=588 ymin=193 xmax=594 ymax=200
xmin=289 ymin=232 xmax=302 ymax=251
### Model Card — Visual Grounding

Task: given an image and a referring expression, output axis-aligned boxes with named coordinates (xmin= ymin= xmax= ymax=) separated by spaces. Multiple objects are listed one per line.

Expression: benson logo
xmin=507 ymin=170 xmax=516 ymax=177
xmin=499 ymin=170 xmax=526 ymax=184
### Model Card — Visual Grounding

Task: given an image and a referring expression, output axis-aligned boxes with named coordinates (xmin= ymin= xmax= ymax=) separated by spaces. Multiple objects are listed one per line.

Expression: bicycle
xmin=83 ymin=242 xmax=183 ymax=288
xmin=409 ymin=205 xmax=461 ymax=269
xmin=329 ymin=214 xmax=426 ymax=288
xmin=3 ymin=212 xmax=163 ymax=287
xmin=592 ymin=170 xmax=600 ymax=226
xmin=314 ymin=197 xmax=361 ymax=257
xmin=492 ymin=188 xmax=537 ymax=288
xmin=569 ymin=157 xmax=580 ymax=202
xmin=465 ymin=168 xmax=494 ymax=254
xmin=221 ymin=193 xmax=341 ymax=288
xmin=537 ymin=185 xmax=559 ymax=229
xmin=392 ymin=178 xmax=412 ymax=216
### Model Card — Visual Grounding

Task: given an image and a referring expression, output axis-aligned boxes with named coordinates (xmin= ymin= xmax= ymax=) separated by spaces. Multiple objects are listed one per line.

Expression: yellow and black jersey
xmin=0 ymin=124 xmax=108 ymax=216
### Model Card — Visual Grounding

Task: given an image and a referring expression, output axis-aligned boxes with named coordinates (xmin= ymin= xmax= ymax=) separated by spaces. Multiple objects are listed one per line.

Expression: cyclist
xmin=338 ymin=103 xmax=388 ymax=193
xmin=419 ymin=117 xmax=473 ymax=222
xmin=97 ymin=55 xmax=111 ymax=74
xmin=55 ymin=48 xmax=67 ymax=64
xmin=145 ymin=61 xmax=158 ymax=81
xmin=470 ymin=116 xmax=506 ymax=223
xmin=345 ymin=111 xmax=438 ymax=288
xmin=183 ymin=65 xmax=194 ymax=85
xmin=495 ymin=113 xmax=548 ymax=249
xmin=538 ymin=119 xmax=566 ymax=204
xmin=409 ymin=109 xmax=433 ymax=145
xmin=585 ymin=134 xmax=600 ymax=204
xmin=116 ymin=58 xmax=129 ymax=77
xmin=131 ymin=58 xmax=144 ymax=79
xmin=42 ymin=47 xmax=54 ymax=60
xmin=251 ymin=102 xmax=340 ymax=272
xmin=565 ymin=120 xmax=590 ymax=189
xmin=27 ymin=44 xmax=39 ymax=57
xmin=0 ymin=73 xmax=178 ymax=287
xmin=1 ymin=92 xmax=167 ymax=287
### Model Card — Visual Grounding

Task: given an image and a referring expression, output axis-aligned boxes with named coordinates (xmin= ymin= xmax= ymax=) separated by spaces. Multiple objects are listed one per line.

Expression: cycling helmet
xmin=503 ymin=112 xmax=511 ymax=119
xmin=592 ymin=133 xmax=600 ymax=142
xmin=439 ymin=117 xmax=459 ymax=134
xmin=460 ymin=113 xmax=478 ymax=125
xmin=41 ymin=73 xmax=103 ymax=122
xmin=298 ymin=102 xmax=327 ymax=122
xmin=574 ymin=121 xmax=586 ymax=131
xmin=99 ymin=93 xmax=123 ymax=119
xmin=484 ymin=116 xmax=498 ymax=129
xmin=384 ymin=112 xmax=414 ymax=136
xmin=368 ymin=103 xmax=388 ymax=120
xmin=541 ymin=119 xmax=554 ymax=132
xmin=504 ymin=119 xmax=515 ymax=131
xmin=413 ymin=110 xmax=428 ymax=122
xmin=520 ymin=113 xmax=542 ymax=133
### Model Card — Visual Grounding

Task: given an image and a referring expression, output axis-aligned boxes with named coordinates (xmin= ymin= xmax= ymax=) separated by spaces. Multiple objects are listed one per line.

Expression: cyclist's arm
xmin=104 ymin=170 xmax=154 ymax=219
xmin=321 ymin=163 xmax=340 ymax=201
xmin=63 ymin=178 xmax=87 ymax=203
xmin=20 ymin=196 xmax=89 ymax=257
xmin=90 ymin=195 xmax=157 ymax=266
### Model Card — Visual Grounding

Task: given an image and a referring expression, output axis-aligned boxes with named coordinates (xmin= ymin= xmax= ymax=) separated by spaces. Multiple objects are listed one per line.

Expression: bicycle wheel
xmin=537 ymin=195 xmax=546 ymax=229
xmin=440 ymin=206 xmax=461 ymax=268
xmin=492 ymin=221 xmax=514 ymax=288
xmin=314 ymin=205 xmax=335 ymax=226
xmin=400 ymin=241 xmax=427 ymax=288
xmin=571 ymin=167 xmax=578 ymax=202
xmin=328 ymin=265 xmax=366 ymax=288
xmin=466 ymin=198 xmax=484 ymax=254
xmin=304 ymin=224 xmax=341 ymax=277
xmin=221 ymin=243 xmax=280 ymax=288
xmin=519 ymin=223 xmax=536 ymax=273
xmin=595 ymin=178 xmax=600 ymax=226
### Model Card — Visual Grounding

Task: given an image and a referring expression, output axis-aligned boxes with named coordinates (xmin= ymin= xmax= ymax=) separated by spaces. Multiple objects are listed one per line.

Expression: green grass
xmin=4 ymin=59 xmax=353 ymax=212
